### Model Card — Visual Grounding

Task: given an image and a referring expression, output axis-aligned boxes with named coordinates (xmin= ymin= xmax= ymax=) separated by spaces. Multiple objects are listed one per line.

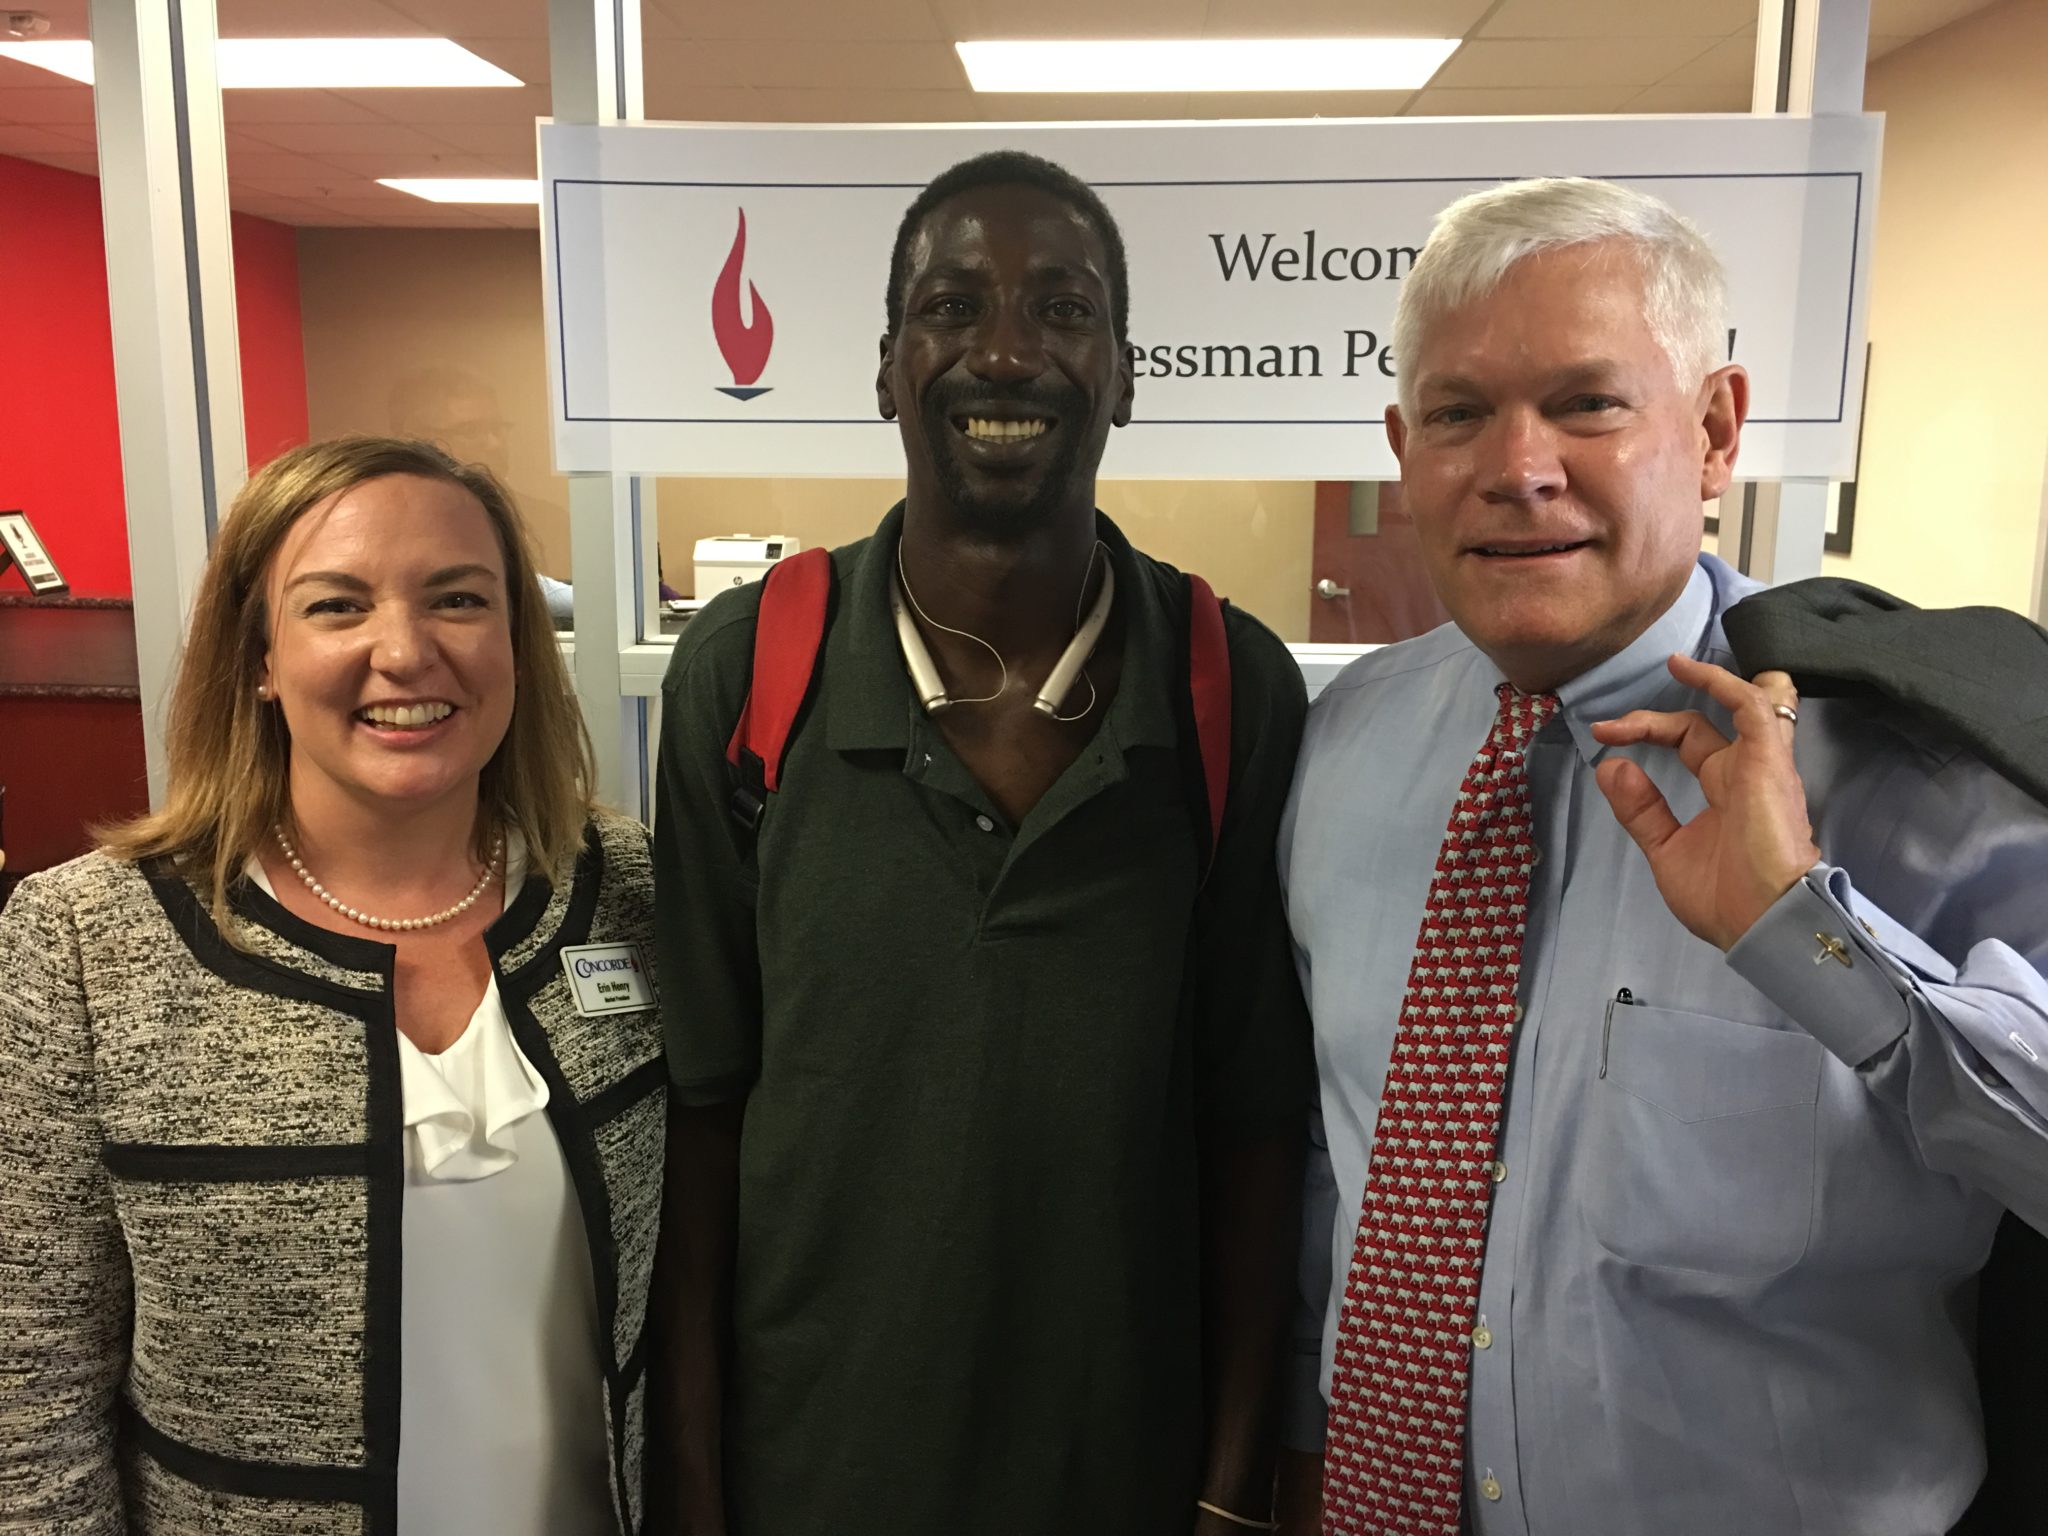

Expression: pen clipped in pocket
xmin=1599 ymin=987 xmax=1636 ymax=1079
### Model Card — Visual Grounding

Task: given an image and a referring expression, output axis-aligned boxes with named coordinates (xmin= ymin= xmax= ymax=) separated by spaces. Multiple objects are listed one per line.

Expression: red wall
xmin=0 ymin=153 xmax=310 ymax=599
xmin=232 ymin=209 xmax=312 ymax=472
xmin=0 ymin=153 xmax=310 ymax=882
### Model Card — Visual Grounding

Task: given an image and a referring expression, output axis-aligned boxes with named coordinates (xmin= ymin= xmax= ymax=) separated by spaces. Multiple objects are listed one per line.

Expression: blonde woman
xmin=0 ymin=438 xmax=664 ymax=1535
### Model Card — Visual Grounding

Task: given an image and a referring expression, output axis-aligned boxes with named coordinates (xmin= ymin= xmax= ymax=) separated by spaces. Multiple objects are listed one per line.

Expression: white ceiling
xmin=0 ymin=0 xmax=2002 ymax=229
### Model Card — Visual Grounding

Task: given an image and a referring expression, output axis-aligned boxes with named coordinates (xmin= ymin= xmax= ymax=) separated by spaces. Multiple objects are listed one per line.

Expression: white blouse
xmin=248 ymin=846 xmax=616 ymax=1534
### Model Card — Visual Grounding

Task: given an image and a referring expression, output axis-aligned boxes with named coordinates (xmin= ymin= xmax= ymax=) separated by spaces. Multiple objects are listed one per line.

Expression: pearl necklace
xmin=274 ymin=824 xmax=502 ymax=933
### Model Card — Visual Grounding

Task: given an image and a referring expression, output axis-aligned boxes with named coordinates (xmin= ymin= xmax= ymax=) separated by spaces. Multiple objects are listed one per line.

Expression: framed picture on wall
xmin=0 ymin=510 xmax=68 ymax=596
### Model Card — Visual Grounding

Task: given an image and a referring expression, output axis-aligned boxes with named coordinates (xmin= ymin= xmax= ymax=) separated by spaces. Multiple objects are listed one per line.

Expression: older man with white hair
xmin=1279 ymin=177 xmax=2048 ymax=1536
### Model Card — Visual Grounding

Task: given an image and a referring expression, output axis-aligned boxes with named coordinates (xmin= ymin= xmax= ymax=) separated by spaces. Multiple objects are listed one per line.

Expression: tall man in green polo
xmin=646 ymin=151 xmax=1312 ymax=1536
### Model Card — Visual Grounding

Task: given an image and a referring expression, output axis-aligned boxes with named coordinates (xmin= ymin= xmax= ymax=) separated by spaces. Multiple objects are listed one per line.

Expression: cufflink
xmin=1812 ymin=932 xmax=1852 ymax=968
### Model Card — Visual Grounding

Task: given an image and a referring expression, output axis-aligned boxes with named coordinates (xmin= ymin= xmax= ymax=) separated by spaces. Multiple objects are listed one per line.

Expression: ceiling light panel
xmin=380 ymin=178 xmax=541 ymax=204
xmin=956 ymin=38 xmax=1461 ymax=93
xmin=0 ymin=37 xmax=522 ymax=88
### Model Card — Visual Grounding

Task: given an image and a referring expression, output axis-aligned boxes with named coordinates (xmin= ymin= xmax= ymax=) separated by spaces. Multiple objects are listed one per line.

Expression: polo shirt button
xmin=974 ymin=814 xmax=996 ymax=833
xmin=1480 ymin=1474 xmax=1502 ymax=1502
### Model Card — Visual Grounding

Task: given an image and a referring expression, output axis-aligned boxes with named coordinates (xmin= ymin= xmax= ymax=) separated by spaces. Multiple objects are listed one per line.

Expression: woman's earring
xmin=256 ymin=684 xmax=273 ymax=701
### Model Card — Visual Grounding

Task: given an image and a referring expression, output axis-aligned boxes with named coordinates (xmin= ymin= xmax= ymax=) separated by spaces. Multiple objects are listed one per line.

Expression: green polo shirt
xmin=652 ymin=504 xmax=1310 ymax=1536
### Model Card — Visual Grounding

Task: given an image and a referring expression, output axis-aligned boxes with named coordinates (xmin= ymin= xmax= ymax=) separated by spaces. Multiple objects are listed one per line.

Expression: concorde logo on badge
xmin=560 ymin=943 xmax=653 ymax=1017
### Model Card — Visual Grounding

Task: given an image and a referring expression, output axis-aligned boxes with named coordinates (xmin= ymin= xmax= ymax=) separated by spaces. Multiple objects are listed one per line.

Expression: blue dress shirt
xmin=1280 ymin=554 xmax=2048 ymax=1536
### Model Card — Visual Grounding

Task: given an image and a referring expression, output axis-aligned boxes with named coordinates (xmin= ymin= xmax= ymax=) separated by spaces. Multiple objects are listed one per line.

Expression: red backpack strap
xmin=1184 ymin=573 xmax=1232 ymax=880
xmin=724 ymin=547 xmax=833 ymax=831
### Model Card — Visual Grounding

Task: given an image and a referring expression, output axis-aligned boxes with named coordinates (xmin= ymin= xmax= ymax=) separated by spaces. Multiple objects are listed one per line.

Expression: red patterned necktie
xmin=1322 ymin=683 xmax=1559 ymax=1536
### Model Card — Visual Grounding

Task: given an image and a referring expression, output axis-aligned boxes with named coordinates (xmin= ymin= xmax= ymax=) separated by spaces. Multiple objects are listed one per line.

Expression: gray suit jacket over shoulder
xmin=0 ymin=810 xmax=665 ymax=1536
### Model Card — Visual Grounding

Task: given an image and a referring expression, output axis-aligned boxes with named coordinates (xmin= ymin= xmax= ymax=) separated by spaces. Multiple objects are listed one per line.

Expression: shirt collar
xmin=825 ymin=501 xmax=1179 ymax=754
xmin=1551 ymin=558 xmax=1718 ymax=764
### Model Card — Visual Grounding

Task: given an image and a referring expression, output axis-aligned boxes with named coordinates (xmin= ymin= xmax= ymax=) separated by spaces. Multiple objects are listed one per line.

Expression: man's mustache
xmin=920 ymin=377 xmax=1088 ymax=420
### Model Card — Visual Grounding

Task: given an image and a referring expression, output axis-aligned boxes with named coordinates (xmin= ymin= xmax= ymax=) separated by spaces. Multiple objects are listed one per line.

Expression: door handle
xmin=1314 ymin=578 xmax=1351 ymax=601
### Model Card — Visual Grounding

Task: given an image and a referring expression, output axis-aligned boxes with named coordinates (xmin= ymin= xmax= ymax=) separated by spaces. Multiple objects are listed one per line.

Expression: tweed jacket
xmin=0 ymin=810 xmax=665 ymax=1536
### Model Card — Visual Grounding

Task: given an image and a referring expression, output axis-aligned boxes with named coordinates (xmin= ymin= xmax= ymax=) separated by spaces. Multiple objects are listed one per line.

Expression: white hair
xmin=1392 ymin=177 xmax=1729 ymax=414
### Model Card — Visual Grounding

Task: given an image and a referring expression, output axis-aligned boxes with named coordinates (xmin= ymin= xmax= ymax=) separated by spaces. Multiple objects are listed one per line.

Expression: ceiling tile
xmin=720 ymin=40 xmax=966 ymax=91
xmin=381 ymin=0 xmax=550 ymax=38
xmin=641 ymin=38 xmax=760 ymax=90
xmin=1199 ymin=0 xmax=1493 ymax=35
xmin=0 ymin=86 xmax=95 ymax=126
xmin=637 ymin=5 xmax=692 ymax=40
xmin=226 ymin=127 xmax=292 ymax=154
xmin=977 ymin=94 xmax=1195 ymax=122
xmin=1171 ymin=90 xmax=1416 ymax=120
xmin=414 ymin=121 xmax=540 ymax=157
xmin=315 ymin=191 xmax=457 ymax=214
xmin=328 ymin=82 xmax=551 ymax=123
xmin=317 ymin=150 xmax=508 ymax=177
xmin=215 ymin=0 xmax=437 ymax=36
xmin=654 ymin=0 xmax=944 ymax=43
xmin=1657 ymin=33 xmax=1759 ymax=87
xmin=1619 ymin=81 xmax=1751 ymax=113
xmin=743 ymin=88 xmax=982 ymax=123
xmin=1870 ymin=0 xmax=2001 ymax=38
xmin=228 ymin=191 xmax=328 ymax=219
xmin=930 ymin=0 xmax=1211 ymax=42
xmin=230 ymin=120 xmax=473 ymax=154
xmin=1430 ymin=36 xmax=1723 ymax=89
xmin=641 ymin=83 xmax=769 ymax=122
xmin=0 ymin=123 xmax=94 ymax=153
xmin=225 ymin=149 xmax=355 ymax=178
xmin=1866 ymin=32 xmax=1915 ymax=59
xmin=363 ymin=209 xmax=504 ymax=227
xmin=1478 ymin=0 xmax=1756 ymax=38
xmin=223 ymin=91 xmax=393 ymax=125
xmin=483 ymin=204 xmax=541 ymax=228
xmin=232 ymin=173 xmax=357 ymax=195
xmin=1406 ymin=84 xmax=1637 ymax=116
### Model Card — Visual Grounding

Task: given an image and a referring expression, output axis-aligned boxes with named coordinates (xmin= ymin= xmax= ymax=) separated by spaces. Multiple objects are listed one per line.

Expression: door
xmin=1308 ymin=481 xmax=1451 ymax=644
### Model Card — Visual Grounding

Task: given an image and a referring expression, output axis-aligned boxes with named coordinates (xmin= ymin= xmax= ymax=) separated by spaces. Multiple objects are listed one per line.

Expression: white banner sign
xmin=540 ymin=114 xmax=1880 ymax=480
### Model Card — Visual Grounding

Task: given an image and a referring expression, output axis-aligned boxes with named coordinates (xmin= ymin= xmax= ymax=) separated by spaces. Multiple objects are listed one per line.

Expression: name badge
xmin=560 ymin=943 xmax=653 ymax=1017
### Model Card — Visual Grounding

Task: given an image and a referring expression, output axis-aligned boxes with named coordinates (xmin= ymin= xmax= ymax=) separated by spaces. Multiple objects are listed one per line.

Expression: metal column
xmin=548 ymin=0 xmax=651 ymax=820
xmin=1737 ymin=0 xmax=1870 ymax=584
xmin=90 ymin=0 xmax=247 ymax=804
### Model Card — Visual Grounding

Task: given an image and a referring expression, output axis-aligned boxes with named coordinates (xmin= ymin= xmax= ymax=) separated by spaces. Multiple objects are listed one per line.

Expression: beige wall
xmin=656 ymin=476 xmax=1313 ymax=636
xmin=1835 ymin=0 xmax=2048 ymax=612
xmin=294 ymin=223 xmax=1317 ymax=636
xmin=297 ymin=228 xmax=575 ymax=581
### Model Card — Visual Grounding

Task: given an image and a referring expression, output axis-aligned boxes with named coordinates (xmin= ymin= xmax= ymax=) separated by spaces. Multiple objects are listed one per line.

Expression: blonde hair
xmin=99 ymin=436 xmax=596 ymax=934
xmin=1394 ymin=176 xmax=1729 ymax=415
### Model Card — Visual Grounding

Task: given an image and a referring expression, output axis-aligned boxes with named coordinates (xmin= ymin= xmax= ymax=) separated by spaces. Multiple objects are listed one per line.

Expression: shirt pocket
xmin=1586 ymin=1000 xmax=1824 ymax=1278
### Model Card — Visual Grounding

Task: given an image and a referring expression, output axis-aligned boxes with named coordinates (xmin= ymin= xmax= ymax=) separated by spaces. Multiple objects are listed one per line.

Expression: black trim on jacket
xmin=124 ymin=1404 xmax=374 ymax=1506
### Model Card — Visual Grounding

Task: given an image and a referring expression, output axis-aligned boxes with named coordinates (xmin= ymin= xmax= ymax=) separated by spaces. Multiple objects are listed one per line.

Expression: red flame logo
xmin=711 ymin=209 xmax=774 ymax=388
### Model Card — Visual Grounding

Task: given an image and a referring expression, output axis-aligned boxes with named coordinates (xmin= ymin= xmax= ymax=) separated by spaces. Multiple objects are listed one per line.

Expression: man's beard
xmin=917 ymin=377 xmax=1092 ymax=539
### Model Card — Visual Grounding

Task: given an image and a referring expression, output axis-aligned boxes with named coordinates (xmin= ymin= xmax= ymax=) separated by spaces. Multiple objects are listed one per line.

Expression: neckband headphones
xmin=890 ymin=538 xmax=1115 ymax=721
